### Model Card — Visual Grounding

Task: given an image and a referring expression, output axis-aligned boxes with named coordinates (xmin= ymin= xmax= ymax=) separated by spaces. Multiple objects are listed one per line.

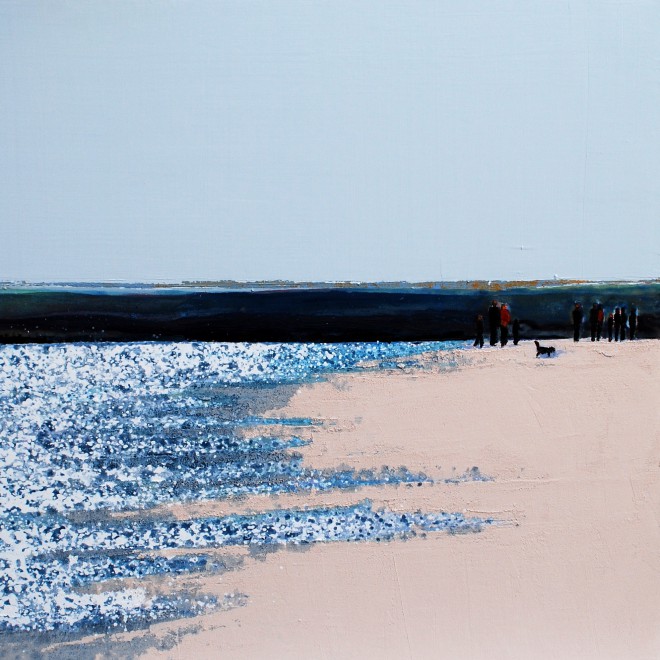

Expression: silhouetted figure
xmin=572 ymin=303 xmax=583 ymax=342
xmin=607 ymin=313 xmax=614 ymax=341
xmin=629 ymin=307 xmax=637 ymax=340
xmin=620 ymin=307 xmax=627 ymax=342
xmin=613 ymin=308 xmax=621 ymax=341
xmin=589 ymin=303 xmax=598 ymax=341
xmin=597 ymin=304 xmax=604 ymax=341
xmin=474 ymin=315 xmax=484 ymax=348
xmin=512 ymin=318 xmax=520 ymax=345
xmin=500 ymin=303 xmax=511 ymax=346
xmin=488 ymin=301 xmax=500 ymax=346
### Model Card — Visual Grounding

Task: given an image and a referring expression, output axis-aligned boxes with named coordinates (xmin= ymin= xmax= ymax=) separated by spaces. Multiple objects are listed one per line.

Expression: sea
xmin=1 ymin=281 xmax=658 ymax=342
xmin=0 ymin=340 xmax=494 ymax=642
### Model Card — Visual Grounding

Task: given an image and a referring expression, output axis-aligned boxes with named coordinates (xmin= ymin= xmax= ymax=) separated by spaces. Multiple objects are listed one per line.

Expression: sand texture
xmin=45 ymin=340 xmax=659 ymax=659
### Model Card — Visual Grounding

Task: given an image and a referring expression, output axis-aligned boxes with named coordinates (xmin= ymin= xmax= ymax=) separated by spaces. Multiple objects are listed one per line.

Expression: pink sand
xmin=60 ymin=339 xmax=660 ymax=659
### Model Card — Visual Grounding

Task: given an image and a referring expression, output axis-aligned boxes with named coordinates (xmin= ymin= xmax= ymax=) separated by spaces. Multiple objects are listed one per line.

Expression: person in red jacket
xmin=500 ymin=303 xmax=511 ymax=346
xmin=596 ymin=304 xmax=604 ymax=341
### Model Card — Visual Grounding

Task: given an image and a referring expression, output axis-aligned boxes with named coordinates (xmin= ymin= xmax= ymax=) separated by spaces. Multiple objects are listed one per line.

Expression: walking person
xmin=512 ymin=318 xmax=520 ymax=345
xmin=589 ymin=303 xmax=598 ymax=342
xmin=629 ymin=307 xmax=637 ymax=340
xmin=613 ymin=307 xmax=621 ymax=341
xmin=596 ymin=304 xmax=604 ymax=341
xmin=500 ymin=303 xmax=511 ymax=346
xmin=488 ymin=301 xmax=500 ymax=346
xmin=620 ymin=307 xmax=627 ymax=342
xmin=607 ymin=312 xmax=614 ymax=341
xmin=474 ymin=314 xmax=484 ymax=348
xmin=572 ymin=302 xmax=583 ymax=342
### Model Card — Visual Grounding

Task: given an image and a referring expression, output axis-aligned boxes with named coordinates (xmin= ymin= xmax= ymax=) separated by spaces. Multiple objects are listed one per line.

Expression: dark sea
xmin=0 ymin=282 xmax=658 ymax=342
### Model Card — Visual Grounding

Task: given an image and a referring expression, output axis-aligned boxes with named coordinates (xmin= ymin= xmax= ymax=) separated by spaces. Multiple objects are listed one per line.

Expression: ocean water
xmin=2 ymin=281 xmax=659 ymax=342
xmin=0 ymin=341 xmax=494 ymax=638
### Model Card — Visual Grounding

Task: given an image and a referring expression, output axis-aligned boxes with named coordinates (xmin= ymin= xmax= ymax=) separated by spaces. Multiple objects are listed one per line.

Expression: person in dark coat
xmin=620 ymin=307 xmax=627 ymax=341
xmin=629 ymin=307 xmax=637 ymax=340
xmin=589 ymin=303 xmax=598 ymax=341
xmin=500 ymin=303 xmax=511 ymax=346
xmin=596 ymin=304 xmax=604 ymax=341
xmin=572 ymin=303 xmax=583 ymax=342
xmin=613 ymin=307 xmax=621 ymax=341
xmin=474 ymin=314 xmax=484 ymax=348
xmin=607 ymin=312 xmax=614 ymax=341
xmin=512 ymin=318 xmax=520 ymax=345
xmin=488 ymin=301 xmax=500 ymax=346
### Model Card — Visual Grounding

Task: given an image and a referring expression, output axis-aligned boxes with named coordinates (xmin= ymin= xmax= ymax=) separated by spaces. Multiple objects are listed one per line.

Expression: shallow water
xmin=0 ymin=341 xmax=492 ymax=637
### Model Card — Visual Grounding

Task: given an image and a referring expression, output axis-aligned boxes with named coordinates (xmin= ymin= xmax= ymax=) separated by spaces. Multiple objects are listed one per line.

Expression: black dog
xmin=534 ymin=340 xmax=556 ymax=357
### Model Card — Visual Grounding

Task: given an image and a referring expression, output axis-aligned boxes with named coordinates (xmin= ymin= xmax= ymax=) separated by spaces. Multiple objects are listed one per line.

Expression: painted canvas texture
xmin=0 ymin=282 xmax=658 ymax=659
xmin=2 ymin=1 xmax=659 ymax=657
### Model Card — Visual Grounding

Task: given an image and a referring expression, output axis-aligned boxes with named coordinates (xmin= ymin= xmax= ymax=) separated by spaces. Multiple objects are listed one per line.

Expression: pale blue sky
xmin=1 ymin=0 xmax=658 ymax=282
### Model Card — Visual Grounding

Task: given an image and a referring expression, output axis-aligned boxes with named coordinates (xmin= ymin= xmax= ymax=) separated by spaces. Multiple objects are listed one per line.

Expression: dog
xmin=534 ymin=340 xmax=556 ymax=357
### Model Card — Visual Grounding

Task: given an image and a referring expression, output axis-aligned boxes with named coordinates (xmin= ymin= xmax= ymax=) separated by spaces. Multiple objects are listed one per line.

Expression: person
xmin=512 ymin=318 xmax=520 ymax=345
xmin=613 ymin=307 xmax=621 ymax=341
xmin=500 ymin=303 xmax=511 ymax=346
xmin=589 ymin=303 xmax=598 ymax=341
xmin=572 ymin=302 xmax=583 ymax=342
xmin=607 ymin=312 xmax=614 ymax=341
xmin=488 ymin=301 xmax=500 ymax=346
xmin=474 ymin=314 xmax=484 ymax=348
xmin=620 ymin=307 xmax=627 ymax=342
xmin=596 ymin=304 xmax=604 ymax=341
xmin=629 ymin=307 xmax=637 ymax=340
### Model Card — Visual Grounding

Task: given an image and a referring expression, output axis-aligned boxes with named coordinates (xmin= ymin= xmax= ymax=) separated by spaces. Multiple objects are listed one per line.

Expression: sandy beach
xmin=42 ymin=339 xmax=659 ymax=660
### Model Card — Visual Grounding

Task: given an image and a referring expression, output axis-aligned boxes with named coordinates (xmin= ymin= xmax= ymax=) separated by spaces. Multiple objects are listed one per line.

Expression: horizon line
xmin=1 ymin=278 xmax=659 ymax=291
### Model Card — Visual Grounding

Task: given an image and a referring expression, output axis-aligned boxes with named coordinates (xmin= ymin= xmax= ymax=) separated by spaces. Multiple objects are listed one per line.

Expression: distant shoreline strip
xmin=0 ymin=284 xmax=657 ymax=342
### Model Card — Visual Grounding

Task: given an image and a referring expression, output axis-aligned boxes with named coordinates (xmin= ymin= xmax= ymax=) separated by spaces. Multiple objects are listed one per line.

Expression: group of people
xmin=572 ymin=302 xmax=638 ymax=342
xmin=473 ymin=300 xmax=640 ymax=348
xmin=474 ymin=301 xmax=520 ymax=348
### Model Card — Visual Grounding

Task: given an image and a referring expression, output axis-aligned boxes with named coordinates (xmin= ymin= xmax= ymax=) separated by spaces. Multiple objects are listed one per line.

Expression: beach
xmin=121 ymin=338 xmax=659 ymax=660
xmin=5 ymin=338 xmax=658 ymax=659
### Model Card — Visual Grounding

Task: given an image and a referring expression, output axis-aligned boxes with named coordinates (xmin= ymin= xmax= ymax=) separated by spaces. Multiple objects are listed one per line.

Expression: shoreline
xmin=12 ymin=339 xmax=660 ymax=659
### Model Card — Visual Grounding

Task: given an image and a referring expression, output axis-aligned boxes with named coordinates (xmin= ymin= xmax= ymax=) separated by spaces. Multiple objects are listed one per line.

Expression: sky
xmin=0 ymin=0 xmax=658 ymax=283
